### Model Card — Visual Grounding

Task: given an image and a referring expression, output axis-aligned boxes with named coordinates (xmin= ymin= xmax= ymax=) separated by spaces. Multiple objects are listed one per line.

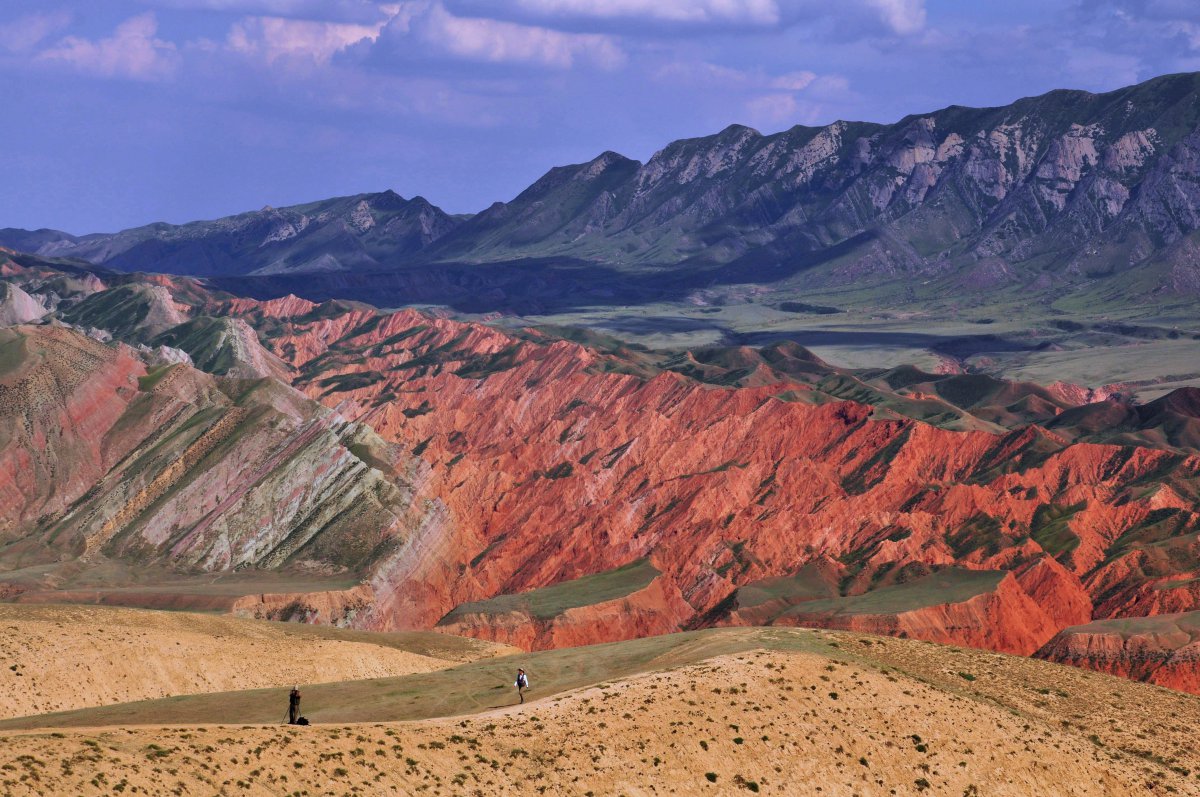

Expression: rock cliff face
xmin=771 ymin=569 xmax=1065 ymax=656
xmin=1037 ymin=612 xmax=1200 ymax=692
xmin=422 ymin=72 xmax=1200 ymax=301
xmin=726 ymin=558 xmax=1090 ymax=655
xmin=0 ymin=283 xmax=46 ymax=326
xmin=4 ymin=257 xmax=1200 ymax=689
xmin=211 ymin=286 xmax=1200 ymax=663
xmin=0 ymin=323 xmax=428 ymax=581
xmin=230 ymin=585 xmax=377 ymax=626
xmin=434 ymin=565 xmax=692 ymax=651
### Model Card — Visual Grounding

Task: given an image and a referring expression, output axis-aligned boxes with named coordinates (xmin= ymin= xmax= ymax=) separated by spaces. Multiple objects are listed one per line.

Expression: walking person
xmin=288 ymin=685 xmax=302 ymax=724
xmin=515 ymin=668 xmax=529 ymax=704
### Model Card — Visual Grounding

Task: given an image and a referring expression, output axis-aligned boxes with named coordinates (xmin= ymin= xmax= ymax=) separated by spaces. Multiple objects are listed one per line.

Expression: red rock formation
xmin=0 ymin=325 xmax=149 ymax=537
xmin=230 ymin=297 xmax=1198 ymax=657
xmin=1037 ymin=612 xmax=1200 ymax=693
xmin=0 ymin=324 xmax=428 ymax=579
xmin=776 ymin=570 xmax=1066 ymax=656
xmin=5 ymin=269 xmax=1200 ymax=688
xmin=231 ymin=585 xmax=376 ymax=626
xmin=435 ymin=576 xmax=691 ymax=651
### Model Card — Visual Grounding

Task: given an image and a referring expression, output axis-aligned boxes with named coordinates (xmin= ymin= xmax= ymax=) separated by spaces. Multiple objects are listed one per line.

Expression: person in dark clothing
xmin=288 ymin=686 xmax=301 ymax=724
xmin=515 ymin=669 xmax=529 ymax=704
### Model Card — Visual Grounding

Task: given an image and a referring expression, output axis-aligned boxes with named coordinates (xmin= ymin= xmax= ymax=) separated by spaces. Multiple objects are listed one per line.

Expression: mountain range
xmin=6 ymin=72 xmax=1200 ymax=696
xmin=6 ymin=72 xmax=1200 ymax=313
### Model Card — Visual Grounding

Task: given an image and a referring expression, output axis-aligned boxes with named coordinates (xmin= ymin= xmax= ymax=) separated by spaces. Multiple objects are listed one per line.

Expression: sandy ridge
xmin=0 ymin=605 xmax=486 ymax=720
xmin=3 ymin=643 xmax=1200 ymax=795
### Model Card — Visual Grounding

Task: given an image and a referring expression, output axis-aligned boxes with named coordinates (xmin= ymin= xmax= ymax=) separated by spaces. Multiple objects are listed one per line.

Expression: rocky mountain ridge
xmin=8 ymin=73 xmax=1200 ymax=312
xmin=1 ymin=191 xmax=462 ymax=278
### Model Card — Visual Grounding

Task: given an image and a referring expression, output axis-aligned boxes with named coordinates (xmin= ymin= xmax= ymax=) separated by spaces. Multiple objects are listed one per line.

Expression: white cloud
xmin=38 ymin=13 xmax=179 ymax=81
xmin=745 ymin=92 xmax=800 ymax=123
xmin=655 ymin=61 xmax=830 ymax=94
xmin=451 ymin=0 xmax=926 ymax=36
xmin=862 ymin=0 xmax=926 ymax=35
xmin=0 ymin=12 xmax=72 ymax=53
xmin=504 ymin=0 xmax=781 ymax=25
xmin=143 ymin=1 xmax=388 ymax=23
xmin=386 ymin=1 xmax=625 ymax=69
xmin=228 ymin=16 xmax=387 ymax=63
xmin=655 ymin=61 xmax=850 ymax=126
xmin=770 ymin=70 xmax=816 ymax=91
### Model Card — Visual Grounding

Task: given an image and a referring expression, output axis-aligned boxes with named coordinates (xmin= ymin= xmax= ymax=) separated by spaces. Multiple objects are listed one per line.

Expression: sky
xmin=3 ymin=1 xmax=1200 ymax=233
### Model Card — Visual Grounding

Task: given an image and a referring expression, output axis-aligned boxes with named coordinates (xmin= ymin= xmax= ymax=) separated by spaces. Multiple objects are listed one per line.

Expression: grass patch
xmin=437 ymin=559 xmax=659 ymax=623
xmin=1030 ymin=501 xmax=1085 ymax=558
xmin=780 ymin=568 xmax=1006 ymax=618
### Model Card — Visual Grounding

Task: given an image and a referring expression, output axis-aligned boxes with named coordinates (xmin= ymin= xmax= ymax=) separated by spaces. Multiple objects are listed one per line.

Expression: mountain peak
xmin=591 ymin=150 xmax=635 ymax=166
xmin=717 ymin=123 xmax=761 ymax=137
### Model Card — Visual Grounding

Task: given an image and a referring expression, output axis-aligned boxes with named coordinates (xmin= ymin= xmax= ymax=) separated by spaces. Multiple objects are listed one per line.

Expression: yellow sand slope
xmin=0 ymin=604 xmax=512 ymax=719
xmin=4 ymin=629 xmax=1200 ymax=795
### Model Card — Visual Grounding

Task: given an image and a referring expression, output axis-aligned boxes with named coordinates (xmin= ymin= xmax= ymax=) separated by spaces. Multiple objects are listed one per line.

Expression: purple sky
xmin=3 ymin=1 xmax=1200 ymax=233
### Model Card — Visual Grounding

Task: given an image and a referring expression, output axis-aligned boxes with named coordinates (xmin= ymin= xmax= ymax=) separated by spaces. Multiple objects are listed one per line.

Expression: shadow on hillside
xmin=733 ymin=329 xmax=1041 ymax=358
xmin=206 ymin=237 xmax=877 ymax=315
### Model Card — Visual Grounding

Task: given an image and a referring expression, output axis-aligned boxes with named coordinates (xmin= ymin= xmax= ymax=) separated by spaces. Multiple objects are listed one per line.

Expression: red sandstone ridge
xmin=4 ymin=259 xmax=1200 ymax=691
xmin=725 ymin=557 xmax=1090 ymax=656
xmin=239 ymin=299 xmax=1195 ymax=651
xmin=1037 ymin=612 xmax=1200 ymax=693
xmin=433 ymin=560 xmax=692 ymax=651
xmin=768 ymin=569 xmax=1063 ymax=656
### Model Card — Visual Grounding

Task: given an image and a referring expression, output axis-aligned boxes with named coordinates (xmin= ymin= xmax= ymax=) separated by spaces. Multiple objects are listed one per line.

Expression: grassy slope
xmin=437 ymin=559 xmax=659 ymax=623
xmin=732 ymin=563 xmax=838 ymax=609
xmin=1053 ymin=611 xmax=1200 ymax=639
xmin=0 ymin=605 xmax=516 ymax=719
xmin=517 ymin=294 xmax=1200 ymax=399
xmin=779 ymin=569 xmax=1006 ymax=618
xmin=0 ymin=628 xmax=786 ymax=729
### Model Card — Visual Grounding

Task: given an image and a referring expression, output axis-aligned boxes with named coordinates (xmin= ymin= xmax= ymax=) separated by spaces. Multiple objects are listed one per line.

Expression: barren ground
xmin=0 ymin=604 xmax=513 ymax=720
xmin=2 ymin=621 xmax=1199 ymax=795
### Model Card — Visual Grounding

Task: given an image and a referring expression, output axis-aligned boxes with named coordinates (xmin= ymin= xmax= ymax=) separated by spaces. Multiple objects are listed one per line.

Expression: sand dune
xmin=3 ymin=626 xmax=1200 ymax=795
xmin=0 ymin=604 xmax=512 ymax=720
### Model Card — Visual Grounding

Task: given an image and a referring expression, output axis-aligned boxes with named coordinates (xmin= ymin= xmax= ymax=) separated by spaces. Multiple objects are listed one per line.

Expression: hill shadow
xmin=207 ymin=239 xmax=874 ymax=315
